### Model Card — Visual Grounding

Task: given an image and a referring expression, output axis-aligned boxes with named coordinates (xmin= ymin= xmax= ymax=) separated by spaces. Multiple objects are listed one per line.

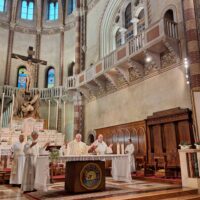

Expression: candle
xmin=63 ymin=101 xmax=66 ymax=133
xmin=55 ymin=100 xmax=59 ymax=130
xmin=10 ymin=93 xmax=15 ymax=128
xmin=48 ymin=100 xmax=50 ymax=129
xmin=117 ymin=143 xmax=120 ymax=154
xmin=0 ymin=93 xmax=5 ymax=128
xmin=121 ymin=143 xmax=124 ymax=154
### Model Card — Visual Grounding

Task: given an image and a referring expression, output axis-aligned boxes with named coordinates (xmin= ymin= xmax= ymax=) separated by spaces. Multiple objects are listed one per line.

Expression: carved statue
xmin=13 ymin=91 xmax=40 ymax=119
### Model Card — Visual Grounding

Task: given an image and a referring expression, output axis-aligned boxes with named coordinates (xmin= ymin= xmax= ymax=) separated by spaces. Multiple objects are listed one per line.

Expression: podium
xmin=65 ymin=161 xmax=105 ymax=193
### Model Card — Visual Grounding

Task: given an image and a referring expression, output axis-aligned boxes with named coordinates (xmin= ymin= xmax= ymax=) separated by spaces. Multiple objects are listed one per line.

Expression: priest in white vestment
xmin=21 ymin=131 xmax=48 ymax=192
xmin=10 ymin=134 xmax=25 ymax=185
xmin=67 ymin=134 xmax=94 ymax=155
xmin=125 ymin=139 xmax=135 ymax=172
xmin=93 ymin=134 xmax=113 ymax=155
xmin=59 ymin=141 xmax=68 ymax=156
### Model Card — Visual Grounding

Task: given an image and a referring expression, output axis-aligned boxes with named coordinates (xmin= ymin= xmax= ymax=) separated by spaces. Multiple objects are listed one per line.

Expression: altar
xmin=34 ymin=154 xmax=132 ymax=193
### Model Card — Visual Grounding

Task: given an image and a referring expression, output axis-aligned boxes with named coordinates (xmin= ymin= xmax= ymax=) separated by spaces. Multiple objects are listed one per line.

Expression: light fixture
xmin=184 ymin=58 xmax=190 ymax=85
xmin=145 ymin=56 xmax=152 ymax=63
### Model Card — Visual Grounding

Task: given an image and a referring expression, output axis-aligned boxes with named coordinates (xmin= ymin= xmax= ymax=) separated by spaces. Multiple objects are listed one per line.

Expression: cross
xmin=12 ymin=46 xmax=47 ymax=93
xmin=12 ymin=46 xmax=47 ymax=65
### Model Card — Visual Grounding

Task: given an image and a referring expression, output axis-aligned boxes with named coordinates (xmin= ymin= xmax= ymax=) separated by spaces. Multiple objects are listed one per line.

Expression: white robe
xmin=67 ymin=140 xmax=89 ymax=155
xmin=125 ymin=143 xmax=135 ymax=172
xmin=21 ymin=141 xmax=40 ymax=192
xmin=59 ymin=145 xmax=68 ymax=156
xmin=10 ymin=142 xmax=25 ymax=185
xmin=93 ymin=140 xmax=113 ymax=155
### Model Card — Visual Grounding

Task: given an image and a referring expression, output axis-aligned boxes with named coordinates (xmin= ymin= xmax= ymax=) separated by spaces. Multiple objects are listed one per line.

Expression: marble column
xmin=183 ymin=0 xmax=200 ymax=139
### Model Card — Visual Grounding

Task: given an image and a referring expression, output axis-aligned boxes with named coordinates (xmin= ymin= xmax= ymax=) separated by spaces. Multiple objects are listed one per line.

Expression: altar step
xmin=98 ymin=188 xmax=199 ymax=200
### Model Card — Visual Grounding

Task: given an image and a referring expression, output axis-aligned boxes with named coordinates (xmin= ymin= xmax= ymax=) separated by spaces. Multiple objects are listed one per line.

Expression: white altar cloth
xmin=34 ymin=154 xmax=131 ymax=191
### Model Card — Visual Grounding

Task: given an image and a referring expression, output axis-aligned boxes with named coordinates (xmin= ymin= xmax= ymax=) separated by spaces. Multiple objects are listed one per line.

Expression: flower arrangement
xmin=194 ymin=141 xmax=200 ymax=149
xmin=179 ymin=141 xmax=191 ymax=149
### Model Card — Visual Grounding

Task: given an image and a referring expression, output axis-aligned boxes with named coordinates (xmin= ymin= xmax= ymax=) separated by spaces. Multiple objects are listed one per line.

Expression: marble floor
xmin=0 ymin=178 xmax=198 ymax=200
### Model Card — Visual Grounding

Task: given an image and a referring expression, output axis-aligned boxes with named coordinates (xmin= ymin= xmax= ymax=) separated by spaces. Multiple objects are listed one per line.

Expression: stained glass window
xmin=21 ymin=0 xmax=34 ymax=20
xmin=48 ymin=1 xmax=58 ymax=20
xmin=47 ymin=68 xmax=55 ymax=88
xmin=17 ymin=67 xmax=28 ymax=89
xmin=68 ymin=0 xmax=76 ymax=15
xmin=0 ymin=0 xmax=5 ymax=12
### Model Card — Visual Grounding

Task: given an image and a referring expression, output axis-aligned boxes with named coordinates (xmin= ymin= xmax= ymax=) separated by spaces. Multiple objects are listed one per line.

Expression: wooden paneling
xmin=146 ymin=108 xmax=194 ymax=167
xmin=95 ymin=120 xmax=146 ymax=157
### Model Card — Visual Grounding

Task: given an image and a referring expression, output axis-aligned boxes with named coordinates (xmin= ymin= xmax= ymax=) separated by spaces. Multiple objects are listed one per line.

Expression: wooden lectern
xmin=65 ymin=161 xmax=105 ymax=193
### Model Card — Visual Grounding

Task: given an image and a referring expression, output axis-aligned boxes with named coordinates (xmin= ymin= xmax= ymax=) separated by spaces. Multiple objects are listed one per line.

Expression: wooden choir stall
xmin=95 ymin=107 xmax=194 ymax=179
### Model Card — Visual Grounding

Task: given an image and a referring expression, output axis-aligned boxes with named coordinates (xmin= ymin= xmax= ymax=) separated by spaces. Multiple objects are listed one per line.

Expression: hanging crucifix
xmin=12 ymin=46 xmax=47 ymax=93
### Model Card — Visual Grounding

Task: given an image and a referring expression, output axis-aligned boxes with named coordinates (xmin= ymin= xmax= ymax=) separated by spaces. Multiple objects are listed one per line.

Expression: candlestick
xmin=10 ymin=93 xmax=15 ymax=128
xmin=121 ymin=143 xmax=124 ymax=154
xmin=117 ymin=143 xmax=120 ymax=154
xmin=0 ymin=93 xmax=5 ymax=128
xmin=55 ymin=100 xmax=59 ymax=130
xmin=48 ymin=100 xmax=50 ymax=129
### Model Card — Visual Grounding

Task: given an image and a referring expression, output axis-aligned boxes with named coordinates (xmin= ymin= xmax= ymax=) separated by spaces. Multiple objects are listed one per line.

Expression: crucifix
xmin=12 ymin=46 xmax=47 ymax=93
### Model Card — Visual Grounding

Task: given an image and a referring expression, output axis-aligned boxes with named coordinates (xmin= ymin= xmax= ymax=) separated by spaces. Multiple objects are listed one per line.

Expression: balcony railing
xmin=0 ymin=86 xmax=66 ymax=100
xmin=65 ymin=18 xmax=179 ymax=88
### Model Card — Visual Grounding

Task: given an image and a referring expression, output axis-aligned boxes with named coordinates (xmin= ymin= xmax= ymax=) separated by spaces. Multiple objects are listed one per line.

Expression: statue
xmin=13 ymin=91 xmax=40 ymax=119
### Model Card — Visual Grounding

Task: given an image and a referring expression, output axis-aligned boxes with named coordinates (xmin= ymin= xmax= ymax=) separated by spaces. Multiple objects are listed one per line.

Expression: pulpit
xmin=65 ymin=161 xmax=105 ymax=193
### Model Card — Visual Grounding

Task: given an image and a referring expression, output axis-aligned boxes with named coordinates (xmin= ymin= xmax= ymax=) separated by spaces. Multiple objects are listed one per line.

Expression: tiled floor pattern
xmin=0 ymin=178 xmax=182 ymax=200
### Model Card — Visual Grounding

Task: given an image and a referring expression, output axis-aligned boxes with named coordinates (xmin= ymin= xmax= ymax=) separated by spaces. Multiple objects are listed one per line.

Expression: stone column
xmin=4 ymin=0 xmax=18 ymax=85
xmin=183 ymin=0 xmax=200 ymax=138
xmin=119 ymin=27 xmax=127 ymax=45
xmin=74 ymin=0 xmax=81 ymax=74
xmin=73 ymin=92 xmax=84 ymax=138
xmin=60 ymin=29 xmax=64 ymax=85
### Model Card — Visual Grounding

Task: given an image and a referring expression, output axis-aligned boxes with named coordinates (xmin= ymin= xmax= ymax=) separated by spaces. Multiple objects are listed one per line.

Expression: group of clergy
xmin=9 ymin=131 xmax=135 ymax=193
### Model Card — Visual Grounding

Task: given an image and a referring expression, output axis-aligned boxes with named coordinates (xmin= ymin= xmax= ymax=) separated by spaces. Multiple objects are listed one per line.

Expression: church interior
xmin=1 ymin=0 xmax=200 ymax=199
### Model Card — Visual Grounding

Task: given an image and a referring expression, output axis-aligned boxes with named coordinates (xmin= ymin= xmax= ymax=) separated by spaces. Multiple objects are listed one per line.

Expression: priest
xmin=93 ymin=134 xmax=113 ymax=155
xmin=67 ymin=133 xmax=95 ymax=155
xmin=125 ymin=138 xmax=135 ymax=172
xmin=10 ymin=134 xmax=25 ymax=186
xmin=21 ymin=131 xmax=49 ymax=192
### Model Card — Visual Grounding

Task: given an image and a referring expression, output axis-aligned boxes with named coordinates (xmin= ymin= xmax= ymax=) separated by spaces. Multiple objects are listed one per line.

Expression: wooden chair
xmin=154 ymin=155 xmax=167 ymax=178
xmin=135 ymin=155 xmax=147 ymax=176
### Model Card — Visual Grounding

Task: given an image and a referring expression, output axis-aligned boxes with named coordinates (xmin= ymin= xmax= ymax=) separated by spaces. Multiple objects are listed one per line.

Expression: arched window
xmin=125 ymin=3 xmax=132 ymax=29
xmin=137 ymin=9 xmax=145 ymax=33
xmin=164 ymin=9 xmax=174 ymax=21
xmin=21 ymin=0 xmax=34 ymax=20
xmin=115 ymin=29 xmax=121 ymax=48
xmin=17 ymin=66 xmax=28 ymax=89
xmin=68 ymin=0 xmax=76 ymax=15
xmin=0 ymin=0 xmax=6 ymax=12
xmin=47 ymin=67 xmax=55 ymax=88
xmin=48 ymin=0 xmax=58 ymax=20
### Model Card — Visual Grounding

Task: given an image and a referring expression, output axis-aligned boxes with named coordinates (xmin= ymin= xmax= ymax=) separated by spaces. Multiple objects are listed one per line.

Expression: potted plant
xmin=179 ymin=141 xmax=191 ymax=150
xmin=194 ymin=141 xmax=200 ymax=149
xmin=49 ymin=148 xmax=60 ymax=163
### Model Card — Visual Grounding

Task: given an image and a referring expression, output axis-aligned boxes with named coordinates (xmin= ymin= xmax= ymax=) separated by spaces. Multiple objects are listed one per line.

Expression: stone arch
xmin=161 ymin=4 xmax=178 ymax=22
xmin=99 ymin=0 xmax=124 ymax=58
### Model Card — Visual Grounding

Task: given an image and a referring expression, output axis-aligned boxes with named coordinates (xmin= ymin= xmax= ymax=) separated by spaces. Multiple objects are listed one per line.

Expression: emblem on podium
xmin=80 ymin=162 xmax=102 ymax=190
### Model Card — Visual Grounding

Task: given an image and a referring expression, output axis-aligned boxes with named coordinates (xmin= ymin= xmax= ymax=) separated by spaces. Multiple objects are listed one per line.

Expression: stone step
xmin=163 ymin=194 xmax=200 ymax=200
xmin=97 ymin=188 xmax=198 ymax=200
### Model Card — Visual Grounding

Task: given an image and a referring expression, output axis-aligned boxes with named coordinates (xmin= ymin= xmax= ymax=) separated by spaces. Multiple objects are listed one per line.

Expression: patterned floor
xmin=0 ymin=178 xmax=181 ymax=200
